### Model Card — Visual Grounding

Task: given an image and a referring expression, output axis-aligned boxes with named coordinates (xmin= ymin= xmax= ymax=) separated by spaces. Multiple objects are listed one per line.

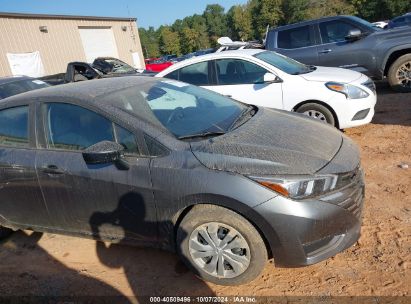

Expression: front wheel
xmin=296 ymin=103 xmax=336 ymax=127
xmin=388 ymin=54 xmax=411 ymax=93
xmin=176 ymin=205 xmax=268 ymax=286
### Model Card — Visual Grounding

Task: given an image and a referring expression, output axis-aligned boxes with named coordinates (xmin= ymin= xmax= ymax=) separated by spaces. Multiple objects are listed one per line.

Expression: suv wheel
xmin=176 ymin=205 xmax=267 ymax=286
xmin=388 ymin=54 xmax=411 ymax=93
xmin=0 ymin=226 xmax=13 ymax=240
xmin=296 ymin=103 xmax=336 ymax=127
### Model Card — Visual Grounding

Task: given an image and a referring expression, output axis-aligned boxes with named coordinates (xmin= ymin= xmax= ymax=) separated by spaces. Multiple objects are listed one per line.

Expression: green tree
xmin=227 ymin=5 xmax=254 ymax=41
xmin=173 ymin=14 xmax=210 ymax=54
xmin=250 ymin=0 xmax=283 ymax=39
xmin=190 ymin=15 xmax=211 ymax=49
xmin=203 ymin=4 xmax=229 ymax=45
xmin=180 ymin=27 xmax=198 ymax=53
xmin=305 ymin=0 xmax=356 ymax=20
xmin=138 ymin=27 xmax=160 ymax=58
xmin=351 ymin=0 xmax=411 ymax=21
xmin=281 ymin=0 xmax=310 ymax=24
xmin=159 ymin=26 xmax=181 ymax=55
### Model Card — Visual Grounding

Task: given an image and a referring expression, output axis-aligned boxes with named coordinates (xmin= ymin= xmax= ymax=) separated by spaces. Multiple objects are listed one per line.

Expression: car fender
xmin=381 ymin=43 xmax=411 ymax=73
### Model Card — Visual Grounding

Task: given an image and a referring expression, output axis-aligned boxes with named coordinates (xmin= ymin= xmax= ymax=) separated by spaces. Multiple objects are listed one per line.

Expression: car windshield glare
xmin=254 ymin=51 xmax=311 ymax=75
xmin=105 ymin=59 xmax=136 ymax=73
xmin=350 ymin=16 xmax=380 ymax=32
xmin=102 ymin=79 xmax=246 ymax=139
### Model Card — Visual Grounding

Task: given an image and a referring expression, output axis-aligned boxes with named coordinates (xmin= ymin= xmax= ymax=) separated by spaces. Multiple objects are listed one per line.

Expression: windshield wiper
xmin=229 ymin=105 xmax=256 ymax=131
xmin=178 ymin=131 xmax=226 ymax=140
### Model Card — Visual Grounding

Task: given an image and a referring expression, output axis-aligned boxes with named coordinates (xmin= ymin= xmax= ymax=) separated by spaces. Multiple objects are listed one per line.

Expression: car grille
xmin=362 ymin=79 xmax=376 ymax=95
xmin=319 ymin=166 xmax=365 ymax=219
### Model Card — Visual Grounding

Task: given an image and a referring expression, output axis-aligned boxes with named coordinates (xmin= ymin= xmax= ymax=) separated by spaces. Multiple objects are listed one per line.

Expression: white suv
xmin=156 ymin=49 xmax=377 ymax=129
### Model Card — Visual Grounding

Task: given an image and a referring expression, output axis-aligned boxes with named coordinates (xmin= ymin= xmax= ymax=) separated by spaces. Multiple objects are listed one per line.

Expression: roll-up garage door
xmin=79 ymin=27 xmax=119 ymax=62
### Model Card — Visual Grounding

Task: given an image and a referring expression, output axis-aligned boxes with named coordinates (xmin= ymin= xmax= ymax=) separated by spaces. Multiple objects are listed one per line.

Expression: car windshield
xmin=0 ymin=79 xmax=49 ymax=99
xmin=102 ymin=79 xmax=247 ymax=139
xmin=350 ymin=16 xmax=381 ymax=32
xmin=254 ymin=51 xmax=314 ymax=75
xmin=104 ymin=59 xmax=136 ymax=73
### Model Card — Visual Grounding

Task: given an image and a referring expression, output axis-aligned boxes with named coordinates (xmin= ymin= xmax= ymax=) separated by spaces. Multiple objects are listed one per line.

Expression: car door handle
xmin=224 ymin=95 xmax=232 ymax=98
xmin=318 ymin=49 xmax=332 ymax=54
xmin=41 ymin=165 xmax=65 ymax=175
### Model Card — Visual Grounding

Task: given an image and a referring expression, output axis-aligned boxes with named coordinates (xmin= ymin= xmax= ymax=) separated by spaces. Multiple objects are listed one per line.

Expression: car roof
xmin=0 ymin=75 xmax=33 ymax=85
xmin=157 ymin=49 xmax=265 ymax=74
xmin=270 ymin=15 xmax=353 ymax=31
xmin=0 ymin=76 xmax=159 ymax=105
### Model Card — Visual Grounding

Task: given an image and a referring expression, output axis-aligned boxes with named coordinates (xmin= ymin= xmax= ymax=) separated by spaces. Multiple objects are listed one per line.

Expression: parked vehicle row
xmin=40 ymin=57 xmax=156 ymax=86
xmin=145 ymin=57 xmax=174 ymax=72
xmin=0 ymin=76 xmax=365 ymax=286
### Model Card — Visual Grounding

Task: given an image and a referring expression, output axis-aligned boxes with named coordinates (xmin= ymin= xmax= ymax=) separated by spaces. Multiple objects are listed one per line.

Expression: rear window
xmin=0 ymin=79 xmax=49 ymax=99
xmin=277 ymin=25 xmax=315 ymax=49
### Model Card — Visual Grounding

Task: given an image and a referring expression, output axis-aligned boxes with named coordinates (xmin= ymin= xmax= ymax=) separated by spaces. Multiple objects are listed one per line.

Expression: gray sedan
xmin=0 ymin=76 xmax=364 ymax=285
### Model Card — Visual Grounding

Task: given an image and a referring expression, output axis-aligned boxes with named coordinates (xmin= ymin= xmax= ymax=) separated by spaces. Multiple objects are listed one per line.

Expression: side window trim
xmin=143 ymin=133 xmax=170 ymax=158
xmin=113 ymin=123 xmax=142 ymax=157
xmin=207 ymin=60 xmax=217 ymax=86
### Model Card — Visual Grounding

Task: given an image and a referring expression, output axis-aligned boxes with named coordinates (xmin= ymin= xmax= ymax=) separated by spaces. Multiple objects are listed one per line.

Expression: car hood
xmin=374 ymin=25 xmax=411 ymax=39
xmin=190 ymin=107 xmax=343 ymax=175
xmin=299 ymin=66 xmax=363 ymax=83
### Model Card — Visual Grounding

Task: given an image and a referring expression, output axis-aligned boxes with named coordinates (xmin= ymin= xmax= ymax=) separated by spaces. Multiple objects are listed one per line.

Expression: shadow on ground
xmin=0 ymin=194 xmax=215 ymax=301
xmin=372 ymin=81 xmax=411 ymax=127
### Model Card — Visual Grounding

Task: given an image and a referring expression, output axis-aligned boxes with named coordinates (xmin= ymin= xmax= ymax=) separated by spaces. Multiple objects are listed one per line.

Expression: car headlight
xmin=249 ymin=175 xmax=339 ymax=199
xmin=326 ymin=82 xmax=369 ymax=99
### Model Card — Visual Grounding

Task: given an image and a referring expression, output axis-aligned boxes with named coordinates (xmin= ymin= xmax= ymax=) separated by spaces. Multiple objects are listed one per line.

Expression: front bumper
xmin=330 ymin=92 xmax=377 ymax=129
xmin=251 ymin=167 xmax=364 ymax=267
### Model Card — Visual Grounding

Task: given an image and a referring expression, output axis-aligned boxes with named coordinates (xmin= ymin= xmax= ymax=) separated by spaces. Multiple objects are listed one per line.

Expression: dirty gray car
xmin=0 ymin=77 xmax=364 ymax=285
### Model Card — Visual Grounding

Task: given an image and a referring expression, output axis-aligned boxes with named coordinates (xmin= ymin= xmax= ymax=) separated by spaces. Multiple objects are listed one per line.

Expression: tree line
xmin=138 ymin=0 xmax=411 ymax=58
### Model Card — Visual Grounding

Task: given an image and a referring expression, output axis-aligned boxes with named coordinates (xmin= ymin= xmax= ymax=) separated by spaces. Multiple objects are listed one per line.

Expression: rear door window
xmin=277 ymin=25 xmax=315 ymax=49
xmin=0 ymin=106 xmax=29 ymax=148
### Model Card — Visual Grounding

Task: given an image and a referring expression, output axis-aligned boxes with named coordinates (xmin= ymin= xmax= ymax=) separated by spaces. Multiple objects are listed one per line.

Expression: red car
xmin=145 ymin=58 xmax=173 ymax=72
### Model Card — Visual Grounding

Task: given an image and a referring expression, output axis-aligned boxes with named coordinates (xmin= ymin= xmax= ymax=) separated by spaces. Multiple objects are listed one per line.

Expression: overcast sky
xmin=0 ymin=0 xmax=249 ymax=28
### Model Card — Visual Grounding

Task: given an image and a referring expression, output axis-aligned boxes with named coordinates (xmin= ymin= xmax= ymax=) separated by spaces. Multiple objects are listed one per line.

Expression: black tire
xmin=176 ymin=205 xmax=267 ymax=286
xmin=296 ymin=102 xmax=336 ymax=127
xmin=0 ymin=226 xmax=13 ymax=240
xmin=388 ymin=54 xmax=411 ymax=93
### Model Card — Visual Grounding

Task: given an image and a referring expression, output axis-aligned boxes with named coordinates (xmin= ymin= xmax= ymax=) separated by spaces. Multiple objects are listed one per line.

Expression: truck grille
xmin=319 ymin=166 xmax=365 ymax=219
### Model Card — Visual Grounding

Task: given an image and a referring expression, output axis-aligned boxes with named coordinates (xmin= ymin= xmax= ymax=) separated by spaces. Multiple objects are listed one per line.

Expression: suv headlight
xmin=326 ymin=82 xmax=369 ymax=99
xmin=249 ymin=175 xmax=339 ymax=199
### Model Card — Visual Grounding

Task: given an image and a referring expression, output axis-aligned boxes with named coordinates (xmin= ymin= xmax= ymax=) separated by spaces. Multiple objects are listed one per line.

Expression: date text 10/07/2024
xmin=149 ymin=296 xmax=257 ymax=303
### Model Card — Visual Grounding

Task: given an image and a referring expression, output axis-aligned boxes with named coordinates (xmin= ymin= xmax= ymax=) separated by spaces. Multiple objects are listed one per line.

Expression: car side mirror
xmin=345 ymin=29 xmax=362 ymax=41
xmin=263 ymin=73 xmax=282 ymax=83
xmin=82 ymin=141 xmax=129 ymax=170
